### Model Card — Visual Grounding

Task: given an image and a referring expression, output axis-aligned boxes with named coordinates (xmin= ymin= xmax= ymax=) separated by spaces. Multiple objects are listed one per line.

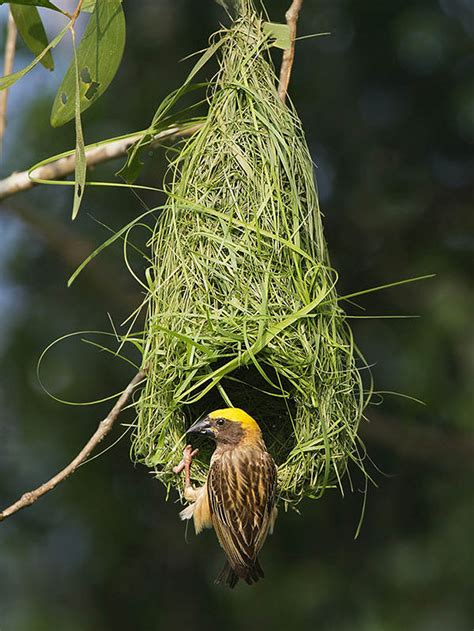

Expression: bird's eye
xmin=216 ymin=418 xmax=225 ymax=427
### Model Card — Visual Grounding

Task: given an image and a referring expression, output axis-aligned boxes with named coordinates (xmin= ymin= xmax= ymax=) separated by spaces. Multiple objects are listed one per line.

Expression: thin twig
xmin=0 ymin=370 xmax=146 ymax=522
xmin=0 ymin=123 xmax=202 ymax=202
xmin=0 ymin=8 xmax=17 ymax=152
xmin=278 ymin=0 xmax=304 ymax=103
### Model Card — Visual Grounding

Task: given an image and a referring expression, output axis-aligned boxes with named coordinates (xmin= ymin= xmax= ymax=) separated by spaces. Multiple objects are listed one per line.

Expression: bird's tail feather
xmin=215 ymin=562 xmax=239 ymax=589
xmin=215 ymin=559 xmax=264 ymax=589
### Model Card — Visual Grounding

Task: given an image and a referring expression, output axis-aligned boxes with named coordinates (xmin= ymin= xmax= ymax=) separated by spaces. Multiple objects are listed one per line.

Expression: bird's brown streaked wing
xmin=208 ymin=449 xmax=277 ymax=569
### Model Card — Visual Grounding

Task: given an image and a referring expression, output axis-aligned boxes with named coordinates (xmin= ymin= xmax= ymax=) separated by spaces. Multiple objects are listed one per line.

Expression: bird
xmin=174 ymin=408 xmax=278 ymax=588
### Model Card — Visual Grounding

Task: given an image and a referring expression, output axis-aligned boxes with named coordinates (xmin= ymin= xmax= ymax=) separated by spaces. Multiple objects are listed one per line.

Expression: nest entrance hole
xmin=183 ymin=363 xmax=298 ymax=466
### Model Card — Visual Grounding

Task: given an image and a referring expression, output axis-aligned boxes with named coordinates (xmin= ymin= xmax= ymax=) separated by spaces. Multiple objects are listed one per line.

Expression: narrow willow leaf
xmin=263 ymin=22 xmax=291 ymax=50
xmin=71 ymin=30 xmax=86 ymax=221
xmin=10 ymin=4 xmax=54 ymax=70
xmin=0 ymin=19 xmax=69 ymax=90
xmin=50 ymin=0 xmax=125 ymax=127
xmin=1 ymin=0 xmax=62 ymax=11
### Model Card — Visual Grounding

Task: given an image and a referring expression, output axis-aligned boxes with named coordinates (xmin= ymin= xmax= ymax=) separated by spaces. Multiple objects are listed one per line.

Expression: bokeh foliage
xmin=0 ymin=0 xmax=472 ymax=629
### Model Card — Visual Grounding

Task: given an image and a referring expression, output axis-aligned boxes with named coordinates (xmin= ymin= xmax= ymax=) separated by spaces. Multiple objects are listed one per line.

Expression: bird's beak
xmin=186 ymin=416 xmax=214 ymax=437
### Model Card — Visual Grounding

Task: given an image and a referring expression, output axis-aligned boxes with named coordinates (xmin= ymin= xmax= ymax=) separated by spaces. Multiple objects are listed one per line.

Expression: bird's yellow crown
xmin=208 ymin=408 xmax=261 ymax=432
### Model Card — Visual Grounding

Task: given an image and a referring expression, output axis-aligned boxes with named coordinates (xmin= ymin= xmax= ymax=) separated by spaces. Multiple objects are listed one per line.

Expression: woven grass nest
xmin=133 ymin=0 xmax=370 ymax=508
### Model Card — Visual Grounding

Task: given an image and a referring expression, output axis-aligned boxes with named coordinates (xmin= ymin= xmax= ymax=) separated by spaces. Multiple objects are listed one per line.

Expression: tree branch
xmin=278 ymin=0 xmax=304 ymax=103
xmin=0 ymin=8 xmax=17 ymax=152
xmin=0 ymin=370 xmax=146 ymax=522
xmin=0 ymin=123 xmax=202 ymax=201
xmin=0 ymin=1 xmax=302 ymax=194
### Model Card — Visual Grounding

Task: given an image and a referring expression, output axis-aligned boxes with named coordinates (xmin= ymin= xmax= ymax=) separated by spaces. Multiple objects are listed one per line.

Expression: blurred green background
xmin=0 ymin=1 xmax=473 ymax=629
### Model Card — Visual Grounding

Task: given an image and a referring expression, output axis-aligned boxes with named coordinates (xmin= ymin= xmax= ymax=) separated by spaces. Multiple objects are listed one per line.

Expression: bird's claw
xmin=173 ymin=444 xmax=199 ymax=475
xmin=184 ymin=444 xmax=199 ymax=465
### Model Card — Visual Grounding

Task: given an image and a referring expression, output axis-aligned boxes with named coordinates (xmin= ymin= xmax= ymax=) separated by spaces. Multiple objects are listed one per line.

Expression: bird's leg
xmin=183 ymin=444 xmax=199 ymax=492
xmin=173 ymin=444 xmax=200 ymax=501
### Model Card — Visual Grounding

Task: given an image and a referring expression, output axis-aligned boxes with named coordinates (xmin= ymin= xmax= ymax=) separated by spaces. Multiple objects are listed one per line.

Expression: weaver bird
xmin=174 ymin=408 xmax=278 ymax=588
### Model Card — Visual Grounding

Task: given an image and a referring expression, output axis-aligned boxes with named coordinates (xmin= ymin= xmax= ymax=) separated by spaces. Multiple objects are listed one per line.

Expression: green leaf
xmin=1 ymin=0 xmax=63 ymax=12
xmin=50 ymin=0 xmax=125 ymax=128
xmin=71 ymin=31 xmax=86 ymax=221
xmin=263 ymin=22 xmax=291 ymax=50
xmin=10 ymin=4 xmax=54 ymax=70
xmin=0 ymin=19 xmax=69 ymax=90
xmin=81 ymin=0 xmax=95 ymax=13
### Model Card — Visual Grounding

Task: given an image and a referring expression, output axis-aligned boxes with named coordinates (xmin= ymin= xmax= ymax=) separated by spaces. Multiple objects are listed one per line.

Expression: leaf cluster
xmin=1 ymin=0 xmax=125 ymax=218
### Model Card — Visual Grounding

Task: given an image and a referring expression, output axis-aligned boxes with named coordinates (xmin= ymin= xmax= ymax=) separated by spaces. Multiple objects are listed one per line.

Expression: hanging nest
xmin=133 ymin=0 xmax=371 ymax=507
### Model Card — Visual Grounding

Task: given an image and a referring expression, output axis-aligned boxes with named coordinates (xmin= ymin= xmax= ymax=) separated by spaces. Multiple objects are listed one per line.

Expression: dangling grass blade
xmin=214 ymin=0 xmax=238 ymax=11
xmin=329 ymin=274 xmax=436 ymax=306
xmin=117 ymin=86 xmax=207 ymax=184
xmin=67 ymin=206 xmax=162 ymax=285
xmin=0 ymin=0 xmax=63 ymax=11
xmin=50 ymin=0 xmax=126 ymax=127
xmin=118 ymin=38 xmax=224 ymax=183
xmin=10 ymin=4 xmax=54 ymax=70
xmin=373 ymin=391 xmax=427 ymax=406
xmin=37 ymin=331 xmax=142 ymax=407
xmin=0 ymin=18 xmax=69 ymax=90
xmin=71 ymin=29 xmax=86 ymax=220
